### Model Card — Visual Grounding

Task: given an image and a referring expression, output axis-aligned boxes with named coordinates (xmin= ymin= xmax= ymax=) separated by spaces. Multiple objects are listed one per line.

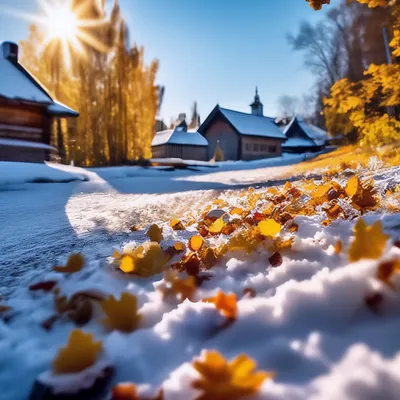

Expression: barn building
xmin=198 ymin=88 xmax=286 ymax=161
xmin=151 ymin=115 xmax=208 ymax=161
xmin=282 ymin=116 xmax=328 ymax=153
xmin=0 ymin=41 xmax=78 ymax=163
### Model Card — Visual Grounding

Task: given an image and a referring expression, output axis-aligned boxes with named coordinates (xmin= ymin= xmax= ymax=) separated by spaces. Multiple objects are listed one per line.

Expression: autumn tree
xmin=20 ymin=0 xmax=160 ymax=166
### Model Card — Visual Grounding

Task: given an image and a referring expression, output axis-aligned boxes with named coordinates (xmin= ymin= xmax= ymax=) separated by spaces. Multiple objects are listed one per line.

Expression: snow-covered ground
xmin=0 ymin=154 xmax=399 ymax=400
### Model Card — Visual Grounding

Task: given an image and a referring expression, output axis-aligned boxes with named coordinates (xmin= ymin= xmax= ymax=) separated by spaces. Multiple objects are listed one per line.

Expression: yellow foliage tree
xmin=308 ymin=0 xmax=400 ymax=147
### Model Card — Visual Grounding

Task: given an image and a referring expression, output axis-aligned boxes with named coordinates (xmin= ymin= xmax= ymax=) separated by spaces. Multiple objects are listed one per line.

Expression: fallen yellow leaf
xmin=348 ymin=219 xmax=389 ymax=262
xmin=53 ymin=253 xmax=85 ymax=273
xmin=208 ymin=218 xmax=226 ymax=234
xmin=203 ymin=291 xmax=237 ymax=319
xmin=100 ymin=292 xmax=142 ymax=332
xmin=192 ymin=350 xmax=274 ymax=400
xmin=52 ymin=329 xmax=102 ymax=375
xmin=189 ymin=235 xmax=205 ymax=252
xmin=258 ymin=219 xmax=282 ymax=237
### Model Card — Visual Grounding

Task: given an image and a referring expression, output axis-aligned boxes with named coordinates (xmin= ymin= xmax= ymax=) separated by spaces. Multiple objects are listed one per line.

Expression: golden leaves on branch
xmin=119 ymin=242 xmax=171 ymax=277
xmin=52 ymin=330 xmax=102 ymax=375
xmin=192 ymin=350 xmax=274 ymax=400
xmin=100 ymin=292 xmax=142 ymax=332
xmin=348 ymin=219 xmax=389 ymax=262
xmin=53 ymin=253 xmax=85 ymax=273
xmin=203 ymin=291 xmax=237 ymax=320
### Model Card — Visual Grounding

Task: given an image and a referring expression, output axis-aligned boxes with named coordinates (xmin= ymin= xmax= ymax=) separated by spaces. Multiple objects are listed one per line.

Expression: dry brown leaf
xmin=29 ymin=280 xmax=58 ymax=292
xmin=170 ymin=219 xmax=185 ymax=231
xmin=268 ymin=252 xmax=283 ymax=267
xmin=146 ymin=224 xmax=163 ymax=243
xmin=377 ymin=259 xmax=400 ymax=288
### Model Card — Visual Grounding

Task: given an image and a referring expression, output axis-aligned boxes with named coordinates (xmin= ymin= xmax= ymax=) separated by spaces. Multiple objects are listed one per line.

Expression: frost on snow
xmin=0 ymin=159 xmax=399 ymax=400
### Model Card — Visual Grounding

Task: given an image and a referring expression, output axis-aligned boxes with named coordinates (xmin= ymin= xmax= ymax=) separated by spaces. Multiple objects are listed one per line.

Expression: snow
xmin=152 ymin=128 xmax=208 ymax=147
xmin=219 ymin=108 xmax=287 ymax=140
xmin=47 ymin=100 xmax=79 ymax=117
xmin=0 ymin=59 xmax=51 ymax=103
xmin=0 ymin=154 xmax=399 ymax=400
xmin=0 ymin=138 xmax=56 ymax=151
xmin=283 ymin=138 xmax=317 ymax=148
xmin=0 ymin=162 xmax=88 ymax=185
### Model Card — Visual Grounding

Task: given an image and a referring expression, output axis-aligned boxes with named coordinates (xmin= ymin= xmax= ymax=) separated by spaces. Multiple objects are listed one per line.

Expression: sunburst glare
xmin=3 ymin=0 xmax=110 ymax=68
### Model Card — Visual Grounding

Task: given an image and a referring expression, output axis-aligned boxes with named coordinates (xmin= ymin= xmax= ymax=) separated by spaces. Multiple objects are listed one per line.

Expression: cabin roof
xmin=282 ymin=137 xmax=317 ymax=148
xmin=0 ymin=42 xmax=78 ymax=117
xmin=152 ymin=128 xmax=209 ymax=147
xmin=283 ymin=117 xmax=327 ymax=146
xmin=199 ymin=105 xmax=287 ymax=140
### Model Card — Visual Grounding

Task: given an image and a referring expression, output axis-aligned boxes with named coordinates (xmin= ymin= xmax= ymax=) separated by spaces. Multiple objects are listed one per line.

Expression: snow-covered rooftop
xmin=0 ymin=42 xmax=78 ymax=117
xmin=282 ymin=137 xmax=317 ymax=148
xmin=0 ymin=58 xmax=52 ymax=104
xmin=283 ymin=117 xmax=328 ymax=146
xmin=219 ymin=107 xmax=286 ymax=140
xmin=152 ymin=128 xmax=208 ymax=147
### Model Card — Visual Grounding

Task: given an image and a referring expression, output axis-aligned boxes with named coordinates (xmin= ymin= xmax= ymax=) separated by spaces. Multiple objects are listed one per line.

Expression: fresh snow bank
xmin=0 ymin=162 xmax=88 ymax=185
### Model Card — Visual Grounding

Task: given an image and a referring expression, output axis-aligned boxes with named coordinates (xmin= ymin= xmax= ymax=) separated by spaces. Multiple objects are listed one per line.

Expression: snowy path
xmin=0 ymin=162 xmax=299 ymax=296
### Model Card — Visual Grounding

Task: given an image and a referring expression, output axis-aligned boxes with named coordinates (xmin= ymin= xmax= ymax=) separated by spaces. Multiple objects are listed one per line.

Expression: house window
xmin=269 ymin=145 xmax=277 ymax=153
xmin=260 ymin=144 xmax=268 ymax=152
xmin=245 ymin=143 xmax=251 ymax=151
xmin=253 ymin=144 xmax=259 ymax=152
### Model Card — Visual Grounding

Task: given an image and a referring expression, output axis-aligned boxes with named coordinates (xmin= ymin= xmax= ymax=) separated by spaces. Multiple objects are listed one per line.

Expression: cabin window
xmin=269 ymin=145 xmax=277 ymax=153
xmin=260 ymin=144 xmax=268 ymax=152
xmin=253 ymin=144 xmax=259 ymax=152
xmin=245 ymin=143 xmax=251 ymax=151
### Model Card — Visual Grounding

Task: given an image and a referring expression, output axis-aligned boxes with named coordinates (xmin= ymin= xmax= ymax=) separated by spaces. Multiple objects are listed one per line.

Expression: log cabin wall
xmin=0 ymin=99 xmax=49 ymax=144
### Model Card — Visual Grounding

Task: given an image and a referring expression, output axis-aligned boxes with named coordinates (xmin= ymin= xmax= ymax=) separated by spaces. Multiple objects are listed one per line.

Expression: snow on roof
xmin=0 ymin=42 xmax=78 ymax=117
xmin=0 ymin=138 xmax=56 ymax=151
xmin=0 ymin=58 xmax=52 ymax=104
xmin=219 ymin=107 xmax=286 ymax=140
xmin=152 ymin=128 xmax=208 ymax=147
xmin=283 ymin=117 xmax=328 ymax=146
xmin=282 ymin=137 xmax=317 ymax=148
xmin=48 ymin=100 xmax=79 ymax=117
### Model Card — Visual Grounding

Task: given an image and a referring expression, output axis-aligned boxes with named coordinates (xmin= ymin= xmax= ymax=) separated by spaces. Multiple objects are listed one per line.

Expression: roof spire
xmin=250 ymin=86 xmax=263 ymax=116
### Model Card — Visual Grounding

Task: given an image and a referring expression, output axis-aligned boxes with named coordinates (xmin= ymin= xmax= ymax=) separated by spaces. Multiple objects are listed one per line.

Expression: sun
xmin=4 ymin=0 xmax=110 ymax=68
xmin=46 ymin=5 xmax=78 ymax=41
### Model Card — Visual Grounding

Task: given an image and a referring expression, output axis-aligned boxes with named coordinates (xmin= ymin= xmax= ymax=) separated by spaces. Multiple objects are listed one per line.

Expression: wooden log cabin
xmin=0 ymin=41 xmax=78 ymax=163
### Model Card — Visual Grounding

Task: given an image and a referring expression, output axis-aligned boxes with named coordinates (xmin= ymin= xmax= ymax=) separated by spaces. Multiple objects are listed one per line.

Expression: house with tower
xmin=198 ymin=88 xmax=286 ymax=161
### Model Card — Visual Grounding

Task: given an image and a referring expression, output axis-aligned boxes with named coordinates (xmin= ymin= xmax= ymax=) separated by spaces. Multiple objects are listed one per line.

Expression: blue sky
xmin=0 ymin=0 xmax=331 ymax=122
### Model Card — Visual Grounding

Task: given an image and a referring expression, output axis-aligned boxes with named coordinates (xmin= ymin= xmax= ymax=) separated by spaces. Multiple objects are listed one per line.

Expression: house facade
xmin=0 ymin=41 xmax=78 ymax=163
xmin=282 ymin=116 xmax=328 ymax=153
xmin=198 ymin=89 xmax=286 ymax=161
xmin=151 ymin=115 xmax=208 ymax=161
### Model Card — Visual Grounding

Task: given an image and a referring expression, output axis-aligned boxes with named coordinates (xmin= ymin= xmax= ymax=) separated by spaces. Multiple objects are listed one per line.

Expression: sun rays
xmin=3 ymin=0 xmax=111 ymax=68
